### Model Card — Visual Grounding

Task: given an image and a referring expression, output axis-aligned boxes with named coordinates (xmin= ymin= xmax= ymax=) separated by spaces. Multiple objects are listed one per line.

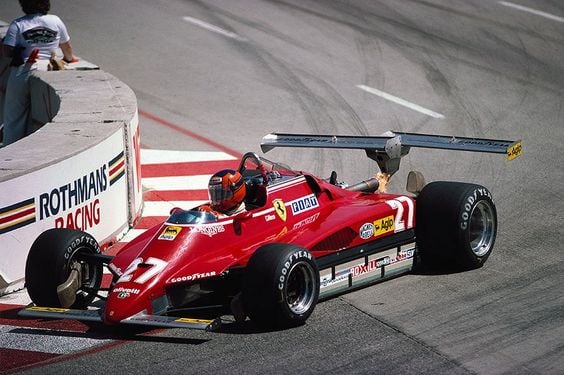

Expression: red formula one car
xmin=20 ymin=132 xmax=521 ymax=330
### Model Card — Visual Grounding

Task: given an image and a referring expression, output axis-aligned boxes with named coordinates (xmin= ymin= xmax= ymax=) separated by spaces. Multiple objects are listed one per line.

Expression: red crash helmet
xmin=208 ymin=169 xmax=246 ymax=212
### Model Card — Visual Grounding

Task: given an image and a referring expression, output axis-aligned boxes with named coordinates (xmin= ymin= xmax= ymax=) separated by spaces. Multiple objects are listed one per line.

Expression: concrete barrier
xmin=0 ymin=69 xmax=142 ymax=295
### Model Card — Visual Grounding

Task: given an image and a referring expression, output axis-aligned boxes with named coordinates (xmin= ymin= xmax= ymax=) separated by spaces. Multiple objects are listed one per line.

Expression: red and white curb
xmin=0 ymin=149 xmax=238 ymax=372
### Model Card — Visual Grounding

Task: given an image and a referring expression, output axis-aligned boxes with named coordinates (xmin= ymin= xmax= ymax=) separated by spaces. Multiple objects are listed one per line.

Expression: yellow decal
xmin=27 ymin=306 xmax=69 ymax=313
xmin=507 ymin=141 xmax=522 ymax=161
xmin=374 ymin=215 xmax=395 ymax=237
xmin=273 ymin=199 xmax=287 ymax=222
xmin=175 ymin=317 xmax=214 ymax=324
xmin=158 ymin=226 xmax=182 ymax=241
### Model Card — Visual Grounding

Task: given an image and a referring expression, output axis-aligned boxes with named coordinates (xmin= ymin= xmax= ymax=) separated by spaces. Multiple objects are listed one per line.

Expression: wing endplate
xmin=18 ymin=306 xmax=104 ymax=322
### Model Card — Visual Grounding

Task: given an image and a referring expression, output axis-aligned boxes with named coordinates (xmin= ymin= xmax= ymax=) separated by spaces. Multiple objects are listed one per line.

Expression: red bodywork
xmin=104 ymin=154 xmax=415 ymax=324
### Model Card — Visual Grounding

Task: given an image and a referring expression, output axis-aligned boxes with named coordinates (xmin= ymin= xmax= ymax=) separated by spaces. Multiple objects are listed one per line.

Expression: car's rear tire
xmin=416 ymin=182 xmax=497 ymax=270
xmin=243 ymin=243 xmax=319 ymax=329
xmin=25 ymin=228 xmax=103 ymax=308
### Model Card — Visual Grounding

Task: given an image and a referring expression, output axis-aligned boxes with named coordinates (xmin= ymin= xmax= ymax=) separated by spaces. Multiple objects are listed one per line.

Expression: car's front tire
xmin=416 ymin=182 xmax=497 ymax=270
xmin=243 ymin=243 xmax=319 ymax=329
xmin=25 ymin=228 xmax=103 ymax=308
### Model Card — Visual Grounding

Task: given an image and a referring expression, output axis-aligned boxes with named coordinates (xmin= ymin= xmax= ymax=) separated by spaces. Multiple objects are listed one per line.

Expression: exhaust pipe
xmin=345 ymin=177 xmax=379 ymax=193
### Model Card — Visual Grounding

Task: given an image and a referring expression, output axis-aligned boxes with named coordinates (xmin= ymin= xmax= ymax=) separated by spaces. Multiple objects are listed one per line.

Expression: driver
xmin=199 ymin=169 xmax=247 ymax=217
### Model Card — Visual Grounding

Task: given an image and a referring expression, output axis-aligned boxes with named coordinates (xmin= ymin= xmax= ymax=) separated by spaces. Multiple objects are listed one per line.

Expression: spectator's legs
xmin=3 ymin=67 xmax=31 ymax=146
xmin=0 ymin=62 xmax=7 ymax=144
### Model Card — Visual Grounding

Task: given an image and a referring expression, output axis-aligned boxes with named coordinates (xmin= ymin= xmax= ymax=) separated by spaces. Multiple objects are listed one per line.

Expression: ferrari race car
xmin=20 ymin=131 xmax=522 ymax=331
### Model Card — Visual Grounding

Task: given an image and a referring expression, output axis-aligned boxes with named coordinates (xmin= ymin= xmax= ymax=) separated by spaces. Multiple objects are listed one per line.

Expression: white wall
xmin=0 ymin=69 xmax=142 ymax=294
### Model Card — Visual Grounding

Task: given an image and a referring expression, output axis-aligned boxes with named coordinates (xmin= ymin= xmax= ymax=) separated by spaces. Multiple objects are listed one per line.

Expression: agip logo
xmin=374 ymin=215 xmax=394 ymax=237
xmin=158 ymin=226 xmax=182 ymax=241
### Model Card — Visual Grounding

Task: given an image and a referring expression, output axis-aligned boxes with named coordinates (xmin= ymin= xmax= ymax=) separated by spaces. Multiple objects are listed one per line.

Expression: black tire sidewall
xmin=416 ymin=182 xmax=497 ymax=270
xmin=243 ymin=243 xmax=319 ymax=328
xmin=25 ymin=228 xmax=102 ymax=308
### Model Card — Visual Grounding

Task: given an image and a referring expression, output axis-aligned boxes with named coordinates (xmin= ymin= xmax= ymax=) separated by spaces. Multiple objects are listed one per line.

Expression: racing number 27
xmin=385 ymin=196 xmax=414 ymax=232
xmin=117 ymin=257 xmax=168 ymax=284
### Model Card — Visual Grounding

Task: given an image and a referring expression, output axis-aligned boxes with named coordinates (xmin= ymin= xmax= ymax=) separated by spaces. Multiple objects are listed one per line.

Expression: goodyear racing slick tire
xmin=25 ymin=228 xmax=103 ymax=309
xmin=243 ymin=244 xmax=320 ymax=329
xmin=416 ymin=182 xmax=497 ymax=270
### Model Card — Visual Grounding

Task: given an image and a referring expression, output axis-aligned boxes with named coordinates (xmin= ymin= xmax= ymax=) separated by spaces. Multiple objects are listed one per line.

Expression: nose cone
xmin=104 ymin=283 xmax=151 ymax=324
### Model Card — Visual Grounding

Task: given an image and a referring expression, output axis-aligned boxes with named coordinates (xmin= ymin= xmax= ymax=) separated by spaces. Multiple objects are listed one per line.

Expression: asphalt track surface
xmin=1 ymin=0 xmax=563 ymax=374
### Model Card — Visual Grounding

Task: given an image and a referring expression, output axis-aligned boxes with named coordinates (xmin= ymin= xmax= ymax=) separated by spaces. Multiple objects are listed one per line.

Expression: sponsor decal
xmin=374 ymin=215 xmax=394 ymax=237
xmin=39 ymin=164 xmax=108 ymax=221
xmin=117 ymin=292 xmax=130 ymax=299
xmin=507 ymin=141 xmax=522 ymax=161
xmin=170 ymin=271 xmax=217 ymax=283
xmin=264 ymin=226 xmax=288 ymax=242
xmin=54 ymin=198 xmax=100 ymax=232
xmin=320 ymin=248 xmax=415 ymax=289
xmin=158 ymin=226 xmax=182 ymax=240
xmin=359 ymin=222 xmax=375 ymax=240
xmin=190 ymin=224 xmax=225 ymax=237
xmin=175 ymin=317 xmax=214 ymax=324
xmin=108 ymin=151 xmax=126 ymax=186
xmin=27 ymin=306 xmax=69 ymax=313
xmin=289 ymin=194 xmax=319 ymax=215
xmin=2 ymin=150 xmax=127 ymax=235
xmin=265 ymin=214 xmax=276 ymax=222
xmin=320 ymin=269 xmax=350 ymax=289
xmin=293 ymin=213 xmax=320 ymax=230
xmin=39 ymin=160 xmax=114 ymax=232
xmin=350 ymin=248 xmax=415 ymax=278
xmin=273 ymin=199 xmax=287 ymax=222
xmin=113 ymin=287 xmax=141 ymax=295
xmin=0 ymin=198 xmax=36 ymax=234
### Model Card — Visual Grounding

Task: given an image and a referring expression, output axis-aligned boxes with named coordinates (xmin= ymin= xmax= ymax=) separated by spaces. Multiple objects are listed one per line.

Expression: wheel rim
xmin=65 ymin=246 xmax=102 ymax=301
xmin=285 ymin=261 xmax=316 ymax=315
xmin=468 ymin=201 xmax=496 ymax=257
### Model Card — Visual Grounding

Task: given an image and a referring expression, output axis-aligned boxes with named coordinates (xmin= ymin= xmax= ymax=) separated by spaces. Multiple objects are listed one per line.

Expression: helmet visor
xmin=209 ymin=183 xmax=233 ymax=207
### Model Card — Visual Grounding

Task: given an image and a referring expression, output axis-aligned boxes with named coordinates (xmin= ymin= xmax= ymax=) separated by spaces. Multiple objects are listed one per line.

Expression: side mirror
xmin=233 ymin=211 xmax=253 ymax=235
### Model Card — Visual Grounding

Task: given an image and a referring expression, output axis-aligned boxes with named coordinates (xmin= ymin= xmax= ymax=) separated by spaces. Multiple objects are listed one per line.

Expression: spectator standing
xmin=1 ymin=0 xmax=77 ymax=146
xmin=1 ymin=38 xmax=9 ymax=143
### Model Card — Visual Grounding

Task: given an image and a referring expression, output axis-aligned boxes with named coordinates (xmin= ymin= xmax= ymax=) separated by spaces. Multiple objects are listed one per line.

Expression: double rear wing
xmin=261 ymin=131 xmax=522 ymax=176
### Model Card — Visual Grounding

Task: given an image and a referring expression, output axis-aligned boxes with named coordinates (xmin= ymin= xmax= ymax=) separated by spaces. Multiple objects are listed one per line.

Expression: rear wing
xmin=261 ymin=131 xmax=522 ymax=176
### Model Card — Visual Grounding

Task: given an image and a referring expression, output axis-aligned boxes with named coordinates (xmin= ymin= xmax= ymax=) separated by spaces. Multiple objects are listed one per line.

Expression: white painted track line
xmin=142 ymin=200 xmax=206 ymax=217
xmin=119 ymin=228 xmax=147 ymax=242
xmin=142 ymin=175 xmax=211 ymax=190
xmin=141 ymin=149 xmax=236 ymax=164
xmin=357 ymin=84 xmax=445 ymax=119
xmin=182 ymin=16 xmax=247 ymax=41
xmin=499 ymin=2 xmax=564 ymax=23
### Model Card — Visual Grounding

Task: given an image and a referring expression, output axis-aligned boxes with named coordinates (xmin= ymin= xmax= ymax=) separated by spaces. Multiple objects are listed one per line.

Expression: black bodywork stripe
xmin=315 ymin=229 xmax=416 ymax=269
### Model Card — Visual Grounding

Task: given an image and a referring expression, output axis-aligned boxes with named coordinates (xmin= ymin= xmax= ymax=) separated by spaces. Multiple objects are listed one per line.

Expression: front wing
xmin=18 ymin=306 xmax=221 ymax=331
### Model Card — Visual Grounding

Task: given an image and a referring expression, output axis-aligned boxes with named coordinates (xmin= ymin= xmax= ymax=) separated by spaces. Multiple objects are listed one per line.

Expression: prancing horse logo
xmin=273 ymin=199 xmax=287 ymax=222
